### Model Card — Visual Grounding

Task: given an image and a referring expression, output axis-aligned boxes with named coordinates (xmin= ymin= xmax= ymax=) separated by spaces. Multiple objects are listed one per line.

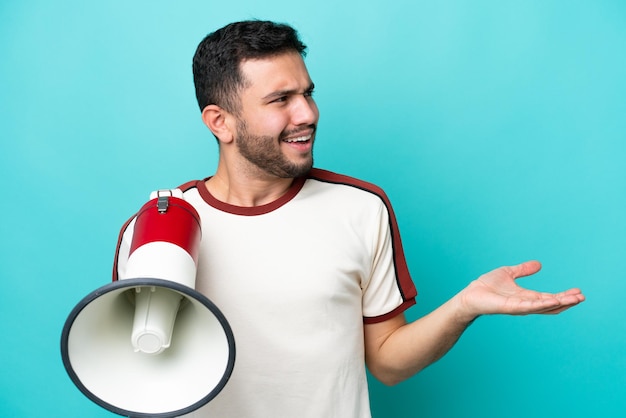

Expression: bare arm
xmin=364 ymin=261 xmax=585 ymax=386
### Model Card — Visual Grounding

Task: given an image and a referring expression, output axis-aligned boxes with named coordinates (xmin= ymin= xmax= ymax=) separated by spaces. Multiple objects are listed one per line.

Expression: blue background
xmin=1 ymin=1 xmax=624 ymax=417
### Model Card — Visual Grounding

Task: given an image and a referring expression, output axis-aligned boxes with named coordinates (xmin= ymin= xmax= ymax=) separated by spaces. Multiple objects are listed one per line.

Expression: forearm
xmin=365 ymin=261 xmax=585 ymax=386
xmin=365 ymin=293 xmax=476 ymax=385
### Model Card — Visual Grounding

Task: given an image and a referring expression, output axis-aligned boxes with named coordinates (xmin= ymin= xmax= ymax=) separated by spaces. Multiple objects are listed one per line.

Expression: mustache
xmin=280 ymin=124 xmax=317 ymax=139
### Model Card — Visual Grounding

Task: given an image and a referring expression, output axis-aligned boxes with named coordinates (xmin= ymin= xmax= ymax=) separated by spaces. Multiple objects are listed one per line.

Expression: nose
xmin=291 ymin=95 xmax=319 ymax=126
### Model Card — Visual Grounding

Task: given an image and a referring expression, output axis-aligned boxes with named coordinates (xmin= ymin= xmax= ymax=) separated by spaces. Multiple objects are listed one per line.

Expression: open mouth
xmin=283 ymin=134 xmax=312 ymax=143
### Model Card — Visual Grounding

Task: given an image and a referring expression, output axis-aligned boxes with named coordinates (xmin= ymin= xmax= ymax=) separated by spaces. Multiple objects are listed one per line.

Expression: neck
xmin=206 ymin=166 xmax=295 ymax=207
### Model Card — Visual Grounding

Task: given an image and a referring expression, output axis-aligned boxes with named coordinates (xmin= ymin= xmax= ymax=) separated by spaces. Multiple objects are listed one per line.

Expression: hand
xmin=457 ymin=261 xmax=585 ymax=321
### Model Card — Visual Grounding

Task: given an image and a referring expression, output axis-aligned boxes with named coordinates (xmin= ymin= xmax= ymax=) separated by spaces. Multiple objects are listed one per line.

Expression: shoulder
xmin=308 ymin=168 xmax=387 ymax=195
xmin=306 ymin=168 xmax=393 ymax=207
xmin=176 ymin=179 xmax=205 ymax=193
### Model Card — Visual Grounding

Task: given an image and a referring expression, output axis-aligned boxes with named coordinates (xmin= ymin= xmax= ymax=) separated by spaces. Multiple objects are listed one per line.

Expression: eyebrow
xmin=262 ymin=82 xmax=315 ymax=101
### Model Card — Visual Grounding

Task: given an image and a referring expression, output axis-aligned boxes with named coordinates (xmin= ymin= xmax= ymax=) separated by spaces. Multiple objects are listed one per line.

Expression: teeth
xmin=284 ymin=134 xmax=311 ymax=143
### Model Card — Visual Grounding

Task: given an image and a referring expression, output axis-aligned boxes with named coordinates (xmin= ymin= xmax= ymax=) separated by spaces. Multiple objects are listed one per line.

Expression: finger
xmin=508 ymin=260 xmax=542 ymax=279
xmin=538 ymin=288 xmax=585 ymax=302
xmin=557 ymin=288 xmax=585 ymax=298
xmin=521 ymin=292 xmax=585 ymax=315
xmin=533 ymin=299 xmax=585 ymax=315
xmin=556 ymin=290 xmax=586 ymax=304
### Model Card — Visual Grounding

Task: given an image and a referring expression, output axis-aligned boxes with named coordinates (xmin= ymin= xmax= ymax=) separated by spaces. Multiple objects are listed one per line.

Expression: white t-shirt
xmin=114 ymin=168 xmax=417 ymax=418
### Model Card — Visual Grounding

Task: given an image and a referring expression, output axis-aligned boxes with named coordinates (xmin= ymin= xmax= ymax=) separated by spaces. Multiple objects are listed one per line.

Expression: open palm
xmin=459 ymin=261 xmax=585 ymax=317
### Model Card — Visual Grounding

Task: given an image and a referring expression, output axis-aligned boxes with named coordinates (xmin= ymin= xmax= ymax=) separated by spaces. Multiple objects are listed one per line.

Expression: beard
xmin=235 ymin=119 xmax=315 ymax=179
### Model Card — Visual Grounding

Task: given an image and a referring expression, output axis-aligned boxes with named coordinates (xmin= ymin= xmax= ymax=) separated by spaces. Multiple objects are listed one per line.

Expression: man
xmin=114 ymin=20 xmax=585 ymax=417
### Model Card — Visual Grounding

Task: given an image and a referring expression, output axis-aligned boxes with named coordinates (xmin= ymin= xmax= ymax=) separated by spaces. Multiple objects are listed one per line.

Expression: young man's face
xmin=232 ymin=52 xmax=319 ymax=179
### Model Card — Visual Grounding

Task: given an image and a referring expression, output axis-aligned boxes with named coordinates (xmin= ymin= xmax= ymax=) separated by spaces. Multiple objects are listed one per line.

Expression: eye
xmin=304 ymin=89 xmax=315 ymax=98
xmin=271 ymin=96 xmax=288 ymax=103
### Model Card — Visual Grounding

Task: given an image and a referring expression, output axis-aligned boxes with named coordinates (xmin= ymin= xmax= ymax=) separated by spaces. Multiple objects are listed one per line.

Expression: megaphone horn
xmin=61 ymin=189 xmax=236 ymax=418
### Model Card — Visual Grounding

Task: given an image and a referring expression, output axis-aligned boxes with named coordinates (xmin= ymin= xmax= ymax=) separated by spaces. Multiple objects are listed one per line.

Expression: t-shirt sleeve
xmin=112 ymin=216 xmax=136 ymax=282
xmin=361 ymin=199 xmax=417 ymax=324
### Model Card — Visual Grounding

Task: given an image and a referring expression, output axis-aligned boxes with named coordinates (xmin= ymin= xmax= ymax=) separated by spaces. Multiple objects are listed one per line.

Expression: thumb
xmin=510 ymin=260 xmax=542 ymax=279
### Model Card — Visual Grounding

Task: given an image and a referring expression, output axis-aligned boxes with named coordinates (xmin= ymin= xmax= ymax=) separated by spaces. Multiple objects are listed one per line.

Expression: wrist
xmin=449 ymin=291 xmax=481 ymax=326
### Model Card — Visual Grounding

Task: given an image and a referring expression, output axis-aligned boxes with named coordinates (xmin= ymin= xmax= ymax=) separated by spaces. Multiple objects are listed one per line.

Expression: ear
xmin=201 ymin=105 xmax=235 ymax=144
